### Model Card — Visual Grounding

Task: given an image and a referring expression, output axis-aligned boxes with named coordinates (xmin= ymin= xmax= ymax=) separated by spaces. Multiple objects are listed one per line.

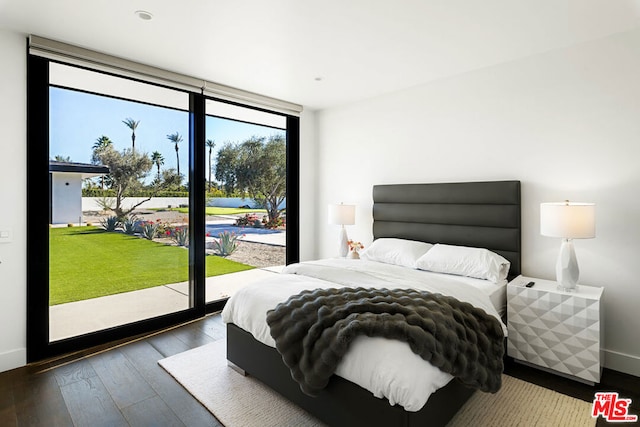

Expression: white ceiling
xmin=1 ymin=0 xmax=640 ymax=110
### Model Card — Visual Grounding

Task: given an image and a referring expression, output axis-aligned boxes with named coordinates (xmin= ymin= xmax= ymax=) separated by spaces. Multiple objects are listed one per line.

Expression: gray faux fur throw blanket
xmin=266 ymin=287 xmax=504 ymax=397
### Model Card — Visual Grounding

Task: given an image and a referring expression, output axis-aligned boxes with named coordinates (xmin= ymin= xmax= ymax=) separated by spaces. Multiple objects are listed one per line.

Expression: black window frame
xmin=26 ymin=52 xmax=299 ymax=362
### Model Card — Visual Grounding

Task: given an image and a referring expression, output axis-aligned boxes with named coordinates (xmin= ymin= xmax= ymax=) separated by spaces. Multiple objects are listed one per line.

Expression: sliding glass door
xmin=47 ymin=63 xmax=193 ymax=341
xmin=27 ymin=57 xmax=205 ymax=360
xmin=27 ymin=53 xmax=299 ymax=362
xmin=204 ymin=99 xmax=288 ymax=302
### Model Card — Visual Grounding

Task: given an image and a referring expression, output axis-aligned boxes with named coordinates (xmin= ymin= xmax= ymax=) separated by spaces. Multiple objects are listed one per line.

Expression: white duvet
xmin=221 ymin=259 xmax=507 ymax=412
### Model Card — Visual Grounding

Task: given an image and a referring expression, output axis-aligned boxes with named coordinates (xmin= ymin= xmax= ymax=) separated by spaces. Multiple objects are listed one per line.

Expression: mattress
xmin=419 ymin=270 xmax=508 ymax=317
xmin=221 ymin=259 xmax=507 ymax=412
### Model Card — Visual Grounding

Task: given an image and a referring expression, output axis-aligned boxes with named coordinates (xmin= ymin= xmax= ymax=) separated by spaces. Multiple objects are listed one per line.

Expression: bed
xmin=223 ymin=180 xmax=521 ymax=427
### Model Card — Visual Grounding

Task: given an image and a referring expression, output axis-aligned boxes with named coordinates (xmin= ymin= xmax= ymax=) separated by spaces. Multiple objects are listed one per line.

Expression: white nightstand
xmin=507 ymin=275 xmax=604 ymax=385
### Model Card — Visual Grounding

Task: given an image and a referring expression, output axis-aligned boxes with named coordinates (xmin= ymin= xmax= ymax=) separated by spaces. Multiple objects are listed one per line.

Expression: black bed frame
xmin=226 ymin=180 xmax=521 ymax=426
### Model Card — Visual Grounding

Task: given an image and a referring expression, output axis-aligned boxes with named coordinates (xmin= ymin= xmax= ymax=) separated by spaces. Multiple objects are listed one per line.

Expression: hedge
xmin=82 ymin=189 xmax=190 ymax=198
xmin=81 ymin=188 xmax=243 ymax=198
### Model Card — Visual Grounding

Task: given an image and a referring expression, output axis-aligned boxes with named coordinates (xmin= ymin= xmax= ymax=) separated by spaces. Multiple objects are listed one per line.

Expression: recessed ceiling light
xmin=135 ymin=10 xmax=153 ymax=21
xmin=314 ymin=77 xmax=323 ymax=82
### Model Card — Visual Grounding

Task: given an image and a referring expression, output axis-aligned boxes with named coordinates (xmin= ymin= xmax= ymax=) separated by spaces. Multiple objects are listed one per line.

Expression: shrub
xmin=205 ymin=188 xmax=227 ymax=198
xmin=235 ymin=213 xmax=260 ymax=227
xmin=82 ymin=188 xmax=116 ymax=197
xmin=211 ymin=231 xmax=240 ymax=256
xmin=100 ymin=216 xmax=120 ymax=232
xmin=82 ymin=188 xmax=189 ymax=198
xmin=167 ymin=226 xmax=189 ymax=246
xmin=122 ymin=215 xmax=140 ymax=235
xmin=263 ymin=215 xmax=285 ymax=229
xmin=140 ymin=221 xmax=161 ymax=240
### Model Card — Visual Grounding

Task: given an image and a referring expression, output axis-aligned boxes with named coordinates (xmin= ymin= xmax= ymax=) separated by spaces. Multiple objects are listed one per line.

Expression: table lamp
xmin=328 ymin=203 xmax=355 ymax=257
xmin=540 ymin=201 xmax=595 ymax=291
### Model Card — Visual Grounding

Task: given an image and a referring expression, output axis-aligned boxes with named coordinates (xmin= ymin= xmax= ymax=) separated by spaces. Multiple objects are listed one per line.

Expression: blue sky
xmin=49 ymin=87 xmax=285 ymax=182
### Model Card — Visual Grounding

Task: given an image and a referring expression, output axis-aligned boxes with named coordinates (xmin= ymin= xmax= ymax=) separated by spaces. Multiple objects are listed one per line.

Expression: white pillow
xmin=415 ymin=243 xmax=510 ymax=283
xmin=360 ymin=238 xmax=433 ymax=268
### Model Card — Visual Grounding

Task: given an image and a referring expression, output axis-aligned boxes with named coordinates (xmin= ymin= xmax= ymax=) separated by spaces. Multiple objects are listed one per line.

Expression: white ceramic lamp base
xmin=556 ymin=238 xmax=579 ymax=291
xmin=338 ymin=226 xmax=349 ymax=257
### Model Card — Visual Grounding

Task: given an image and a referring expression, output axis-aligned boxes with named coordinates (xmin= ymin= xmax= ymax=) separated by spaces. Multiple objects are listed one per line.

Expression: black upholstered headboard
xmin=372 ymin=180 xmax=521 ymax=278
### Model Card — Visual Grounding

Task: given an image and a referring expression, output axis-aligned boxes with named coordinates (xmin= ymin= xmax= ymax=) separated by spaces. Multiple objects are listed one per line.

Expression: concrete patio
xmin=49 ymin=266 xmax=283 ymax=342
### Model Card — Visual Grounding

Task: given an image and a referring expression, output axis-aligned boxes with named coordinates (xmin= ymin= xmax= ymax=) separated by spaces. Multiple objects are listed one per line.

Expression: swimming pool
xmin=205 ymin=224 xmax=283 ymax=238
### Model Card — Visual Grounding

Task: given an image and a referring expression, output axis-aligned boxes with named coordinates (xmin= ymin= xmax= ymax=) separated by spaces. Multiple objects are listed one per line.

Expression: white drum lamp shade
xmin=540 ymin=202 xmax=595 ymax=291
xmin=328 ymin=203 xmax=355 ymax=257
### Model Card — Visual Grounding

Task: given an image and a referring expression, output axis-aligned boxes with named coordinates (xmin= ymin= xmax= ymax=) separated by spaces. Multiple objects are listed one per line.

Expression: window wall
xmin=48 ymin=63 xmax=192 ymax=341
xmin=27 ymin=53 xmax=300 ymax=362
xmin=204 ymin=100 xmax=288 ymax=302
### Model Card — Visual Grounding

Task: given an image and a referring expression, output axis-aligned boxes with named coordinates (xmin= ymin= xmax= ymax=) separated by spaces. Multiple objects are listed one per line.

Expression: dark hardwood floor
xmin=1 ymin=313 xmax=638 ymax=426
xmin=0 ymin=315 xmax=225 ymax=427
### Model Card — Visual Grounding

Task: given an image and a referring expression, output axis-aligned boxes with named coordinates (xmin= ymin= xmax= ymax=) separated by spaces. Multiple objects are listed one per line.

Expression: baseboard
xmin=604 ymin=349 xmax=640 ymax=377
xmin=0 ymin=347 xmax=26 ymax=373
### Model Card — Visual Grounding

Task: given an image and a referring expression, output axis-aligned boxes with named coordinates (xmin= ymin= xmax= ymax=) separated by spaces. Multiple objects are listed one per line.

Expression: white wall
xmin=0 ymin=29 xmax=27 ymax=371
xmin=82 ymin=197 xmax=190 ymax=212
xmin=51 ymin=173 xmax=82 ymax=224
xmin=313 ymin=28 xmax=640 ymax=376
xmin=299 ymin=108 xmax=318 ymax=262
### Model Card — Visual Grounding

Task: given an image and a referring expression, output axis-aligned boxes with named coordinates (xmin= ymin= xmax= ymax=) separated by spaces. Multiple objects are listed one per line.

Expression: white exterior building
xmin=49 ymin=161 xmax=108 ymax=224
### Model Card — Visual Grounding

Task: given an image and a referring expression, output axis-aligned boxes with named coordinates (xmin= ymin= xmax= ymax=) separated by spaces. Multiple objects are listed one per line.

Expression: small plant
xmin=122 ymin=215 xmax=140 ymax=235
xmin=212 ymin=230 xmax=240 ymax=256
xmin=67 ymin=223 xmax=74 ymax=227
xmin=347 ymin=239 xmax=363 ymax=260
xmin=140 ymin=221 xmax=160 ymax=240
xmin=157 ymin=219 xmax=167 ymax=234
xmin=235 ymin=213 xmax=260 ymax=227
xmin=262 ymin=215 xmax=285 ymax=229
xmin=167 ymin=226 xmax=189 ymax=246
xmin=347 ymin=240 xmax=364 ymax=251
xmin=100 ymin=216 xmax=120 ymax=232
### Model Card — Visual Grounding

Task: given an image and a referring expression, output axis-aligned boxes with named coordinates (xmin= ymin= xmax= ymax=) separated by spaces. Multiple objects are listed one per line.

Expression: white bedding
xmin=413 ymin=270 xmax=508 ymax=317
xmin=221 ymin=259 xmax=507 ymax=412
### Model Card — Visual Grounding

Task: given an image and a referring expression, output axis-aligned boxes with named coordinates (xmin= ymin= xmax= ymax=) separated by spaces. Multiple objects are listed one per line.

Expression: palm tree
xmin=151 ymin=151 xmax=164 ymax=183
xmin=122 ymin=118 xmax=140 ymax=153
xmin=167 ymin=132 xmax=183 ymax=177
xmin=206 ymin=139 xmax=215 ymax=192
xmin=92 ymin=135 xmax=113 ymax=189
xmin=92 ymin=135 xmax=113 ymax=154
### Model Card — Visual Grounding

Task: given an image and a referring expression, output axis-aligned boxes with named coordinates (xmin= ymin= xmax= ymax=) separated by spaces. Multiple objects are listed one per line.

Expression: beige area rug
xmin=158 ymin=339 xmax=595 ymax=427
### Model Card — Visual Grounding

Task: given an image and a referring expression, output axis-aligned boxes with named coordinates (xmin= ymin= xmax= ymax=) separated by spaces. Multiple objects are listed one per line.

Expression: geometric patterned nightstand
xmin=507 ymin=275 xmax=604 ymax=385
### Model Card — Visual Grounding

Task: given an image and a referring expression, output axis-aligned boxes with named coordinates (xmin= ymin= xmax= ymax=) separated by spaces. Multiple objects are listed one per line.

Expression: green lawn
xmin=49 ymin=227 xmax=254 ymax=305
